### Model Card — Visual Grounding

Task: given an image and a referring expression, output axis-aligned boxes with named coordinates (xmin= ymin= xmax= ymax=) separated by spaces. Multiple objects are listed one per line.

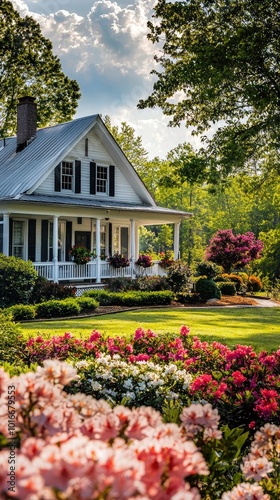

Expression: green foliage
xmin=7 ymin=304 xmax=36 ymax=321
xmin=35 ymin=298 xmax=81 ymax=318
xmin=221 ymin=274 xmax=244 ymax=293
xmin=139 ymin=0 xmax=280 ymax=184
xmin=0 ymin=362 xmax=37 ymax=376
xmin=0 ymin=0 xmax=80 ymax=137
xmin=247 ymin=275 xmax=263 ymax=293
xmin=176 ymin=292 xmax=200 ymax=304
xmin=76 ymin=297 xmax=99 ymax=314
xmin=0 ymin=254 xmax=37 ymax=307
xmin=195 ymin=278 xmax=221 ymax=301
xmin=218 ymin=282 xmax=236 ymax=296
xmin=83 ymin=290 xmax=173 ymax=306
xmin=166 ymin=260 xmax=192 ymax=292
xmin=30 ymin=276 xmax=76 ymax=303
xmin=106 ymin=278 xmax=138 ymax=292
xmin=196 ymin=261 xmax=223 ymax=279
xmin=0 ymin=311 xmax=26 ymax=363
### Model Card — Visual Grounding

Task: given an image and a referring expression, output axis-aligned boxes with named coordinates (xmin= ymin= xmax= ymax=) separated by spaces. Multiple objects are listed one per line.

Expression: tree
xmin=138 ymin=0 xmax=280 ymax=183
xmin=206 ymin=229 xmax=263 ymax=274
xmin=104 ymin=116 xmax=149 ymax=171
xmin=0 ymin=0 xmax=80 ymax=137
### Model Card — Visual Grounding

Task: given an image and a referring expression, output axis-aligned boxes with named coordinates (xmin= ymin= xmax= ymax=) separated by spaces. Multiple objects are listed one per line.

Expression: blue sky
xmin=12 ymin=0 xmax=201 ymax=159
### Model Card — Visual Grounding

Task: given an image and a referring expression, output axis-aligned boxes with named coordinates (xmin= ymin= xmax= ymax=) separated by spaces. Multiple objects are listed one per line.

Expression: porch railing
xmin=33 ymin=260 xmax=166 ymax=282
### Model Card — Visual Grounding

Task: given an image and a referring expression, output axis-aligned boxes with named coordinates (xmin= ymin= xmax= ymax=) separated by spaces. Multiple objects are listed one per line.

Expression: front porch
xmin=33 ymin=259 xmax=166 ymax=283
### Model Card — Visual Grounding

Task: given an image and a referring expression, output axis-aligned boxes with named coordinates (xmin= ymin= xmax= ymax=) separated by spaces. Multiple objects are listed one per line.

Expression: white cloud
xmin=10 ymin=0 xmax=200 ymax=158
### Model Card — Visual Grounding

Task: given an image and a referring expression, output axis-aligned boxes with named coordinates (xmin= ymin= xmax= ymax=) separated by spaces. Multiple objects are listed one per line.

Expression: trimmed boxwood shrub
xmin=76 ymin=297 xmax=99 ymax=313
xmin=218 ymin=282 xmax=236 ymax=296
xmin=83 ymin=290 xmax=173 ymax=306
xmin=221 ymin=273 xmax=243 ymax=292
xmin=8 ymin=304 xmax=36 ymax=321
xmin=35 ymin=298 xmax=81 ymax=318
xmin=195 ymin=278 xmax=221 ymax=301
xmin=196 ymin=261 xmax=223 ymax=279
xmin=176 ymin=292 xmax=200 ymax=304
xmin=0 ymin=254 xmax=37 ymax=307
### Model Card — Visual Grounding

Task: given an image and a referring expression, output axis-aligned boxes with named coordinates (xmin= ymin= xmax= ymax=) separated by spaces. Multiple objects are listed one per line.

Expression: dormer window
xmin=62 ymin=162 xmax=73 ymax=190
xmin=96 ymin=166 xmax=108 ymax=194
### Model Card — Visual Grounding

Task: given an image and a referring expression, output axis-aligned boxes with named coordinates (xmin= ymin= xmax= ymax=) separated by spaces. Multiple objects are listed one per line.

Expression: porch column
xmin=174 ymin=222 xmax=181 ymax=260
xmin=130 ymin=219 xmax=135 ymax=261
xmin=53 ymin=215 xmax=59 ymax=283
xmin=3 ymin=214 xmax=9 ymax=256
xmin=96 ymin=218 xmax=101 ymax=283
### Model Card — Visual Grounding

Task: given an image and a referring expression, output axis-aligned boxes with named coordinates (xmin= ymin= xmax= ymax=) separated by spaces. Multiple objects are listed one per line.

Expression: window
xmin=62 ymin=162 xmax=73 ymax=190
xmin=96 ymin=166 xmax=108 ymax=193
xmin=12 ymin=221 xmax=25 ymax=258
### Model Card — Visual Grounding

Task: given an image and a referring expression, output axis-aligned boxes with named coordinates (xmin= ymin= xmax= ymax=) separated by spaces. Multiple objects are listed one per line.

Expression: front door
xmin=75 ymin=231 xmax=91 ymax=251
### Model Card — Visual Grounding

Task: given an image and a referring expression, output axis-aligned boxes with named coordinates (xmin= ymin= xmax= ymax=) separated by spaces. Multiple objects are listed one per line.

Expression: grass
xmin=20 ymin=307 xmax=280 ymax=351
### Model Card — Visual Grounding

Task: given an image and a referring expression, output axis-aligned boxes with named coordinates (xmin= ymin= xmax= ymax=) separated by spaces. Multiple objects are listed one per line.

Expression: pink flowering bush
xmin=21 ymin=327 xmax=280 ymax=431
xmin=0 ymin=361 xmax=209 ymax=499
xmin=0 ymin=361 xmax=279 ymax=499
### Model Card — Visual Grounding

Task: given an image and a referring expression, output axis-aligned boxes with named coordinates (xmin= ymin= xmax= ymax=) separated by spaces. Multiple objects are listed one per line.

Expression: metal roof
xmin=0 ymin=115 xmax=98 ymax=197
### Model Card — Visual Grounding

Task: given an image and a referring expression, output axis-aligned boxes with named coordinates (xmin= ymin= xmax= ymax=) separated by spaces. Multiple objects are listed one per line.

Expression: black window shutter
xmin=54 ymin=163 xmax=61 ymax=192
xmin=109 ymin=222 xmax=112 ymax=256
xmin=28 ymin=219 xmax=36 ymax=261
xmin=41 ymin=220 xmax=49 ymax=262
xmin=109 ymin=165 xmax=115 ymax=197
xmin=75 ymin=160 xmax=81 ymax=193
xmin=90 ymin=162 xmax=96 ymax=194
xmin=66 ymin=221 xmax=72 ymax=261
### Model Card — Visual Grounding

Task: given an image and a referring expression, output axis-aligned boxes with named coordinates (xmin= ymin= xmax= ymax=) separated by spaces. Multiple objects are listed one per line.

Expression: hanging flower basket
xmin=136 ymin=254 xmax=153 ymax=268
xmin=69 ymin=245 xmax=92 ymax=265
xmin=108 ymin=252 xmax=130 ymax=268
xmin=159 ymin=250 xmax=174 ymax=269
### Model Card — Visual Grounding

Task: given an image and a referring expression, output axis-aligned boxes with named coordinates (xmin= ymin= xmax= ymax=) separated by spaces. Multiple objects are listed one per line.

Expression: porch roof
xmin=1 ymin=193 xmax=192 ymax=222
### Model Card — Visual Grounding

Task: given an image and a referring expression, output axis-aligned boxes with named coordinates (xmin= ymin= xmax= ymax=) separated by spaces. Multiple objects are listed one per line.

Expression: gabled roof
xmin=0 ymin=114 xmax=156 ymax=205
xmin=0 ymin=115 xmax=98 ymax=198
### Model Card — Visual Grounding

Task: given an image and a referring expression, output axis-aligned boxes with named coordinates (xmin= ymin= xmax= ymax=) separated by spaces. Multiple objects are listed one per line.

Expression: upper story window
xmin=54 ymin=160 xmax=81 ymax=194
xmin=62 ymin=162 xmax=73 ymax=190
xmin=96 ymin=166 xmax=108 ymax=194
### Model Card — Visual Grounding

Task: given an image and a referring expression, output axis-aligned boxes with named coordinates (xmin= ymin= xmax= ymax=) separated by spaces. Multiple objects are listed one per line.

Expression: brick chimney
xmin=16 ymin=96 xmax=37 ymax=152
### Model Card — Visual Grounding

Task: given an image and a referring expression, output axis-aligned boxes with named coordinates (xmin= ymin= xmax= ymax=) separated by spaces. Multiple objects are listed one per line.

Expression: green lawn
xmin=20 ymin=307 xmax=280 ymax=351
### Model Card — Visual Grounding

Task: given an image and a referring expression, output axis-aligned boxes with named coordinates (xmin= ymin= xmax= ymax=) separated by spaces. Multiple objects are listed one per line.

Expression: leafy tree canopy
xmin=138 ymin=0 xmax=280 ymax=183
xmin=104 ymin=115 xmax=149 ymax=171
xmin=0 ymin=0 xmax=81 ymax=137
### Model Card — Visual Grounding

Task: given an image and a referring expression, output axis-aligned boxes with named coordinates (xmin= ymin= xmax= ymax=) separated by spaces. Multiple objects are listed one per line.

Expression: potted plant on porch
xmin=69 ymin=245 xmax=92 ymax=265
xmin=108 ymin=252 xmax=130 ymax=268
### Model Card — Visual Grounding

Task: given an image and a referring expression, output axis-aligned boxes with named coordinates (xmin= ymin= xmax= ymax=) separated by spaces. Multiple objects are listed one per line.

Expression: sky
xmin=11 ymin=0 xmax=200 ymax=159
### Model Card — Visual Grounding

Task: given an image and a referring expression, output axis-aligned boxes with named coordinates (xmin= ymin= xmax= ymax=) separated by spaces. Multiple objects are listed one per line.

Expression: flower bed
xmin=16 ymin=327 xmax=279 ymax=431
xmin=0 ymin=360 xmax=279 ymax=499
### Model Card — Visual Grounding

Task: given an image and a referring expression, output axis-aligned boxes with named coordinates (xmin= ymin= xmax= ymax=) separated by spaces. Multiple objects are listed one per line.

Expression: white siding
xmin=35 ymin=129 xmax=142 ymax=204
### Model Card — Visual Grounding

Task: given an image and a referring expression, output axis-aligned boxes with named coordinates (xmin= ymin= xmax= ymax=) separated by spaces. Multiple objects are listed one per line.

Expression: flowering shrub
xmin=21 ymin=327 xmax=280 ymax=432
xmin=69 ymin=356 xmax=193 ymax=409
xmin=69 ymin=245 xmax=92 ymax=264
xmin=108 ymin=252 xmax=130 ymax=268
xmin=136 ymin=253 xmax=153 ymax=268
xmin=0 ymin=361 xmax=209 ymax=499
xmin=0 ymin=361 xmax=279 ymax=499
